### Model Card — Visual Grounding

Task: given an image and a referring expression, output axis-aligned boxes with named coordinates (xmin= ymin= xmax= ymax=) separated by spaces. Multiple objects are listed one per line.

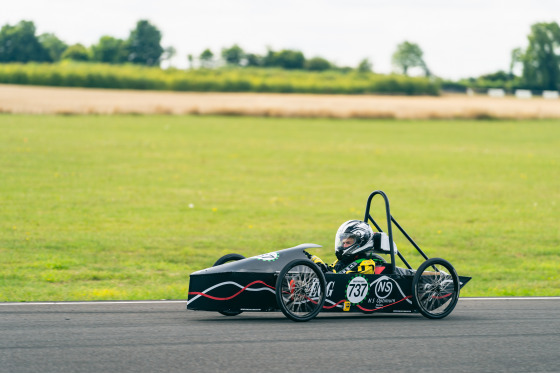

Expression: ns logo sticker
xmin=369 ymin=276 xmax=412 ymax=304
xmin=374 ymin=280 xmax=393 ymax=299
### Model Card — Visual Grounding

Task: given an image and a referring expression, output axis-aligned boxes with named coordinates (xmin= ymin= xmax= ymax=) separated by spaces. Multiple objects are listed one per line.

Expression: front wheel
xmin=412 ymin=258 xmax=460 ymax=319
xmin=213 ymin=253 xmax=245 ymax=316
xmin=275 ymin=259 xmax=326 ymax=322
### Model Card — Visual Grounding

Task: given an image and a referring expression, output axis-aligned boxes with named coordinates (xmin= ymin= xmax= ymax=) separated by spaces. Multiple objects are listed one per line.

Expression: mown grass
xmin=0 ymin=62 xmax=439 ymax=95
xmin=0 ymin=114 xmax=558 ymax=301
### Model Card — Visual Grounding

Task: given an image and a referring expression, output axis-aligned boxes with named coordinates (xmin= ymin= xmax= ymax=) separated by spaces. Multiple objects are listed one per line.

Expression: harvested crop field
xmin=1 ymin=83 xmax=560 ymax=119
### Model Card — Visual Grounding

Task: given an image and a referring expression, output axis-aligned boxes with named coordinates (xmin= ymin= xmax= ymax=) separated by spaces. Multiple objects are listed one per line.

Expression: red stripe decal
xmin=188 ymin=280 xmax=275 ymax=301
xmin=433 ymin=293 xmax=452 ymax=299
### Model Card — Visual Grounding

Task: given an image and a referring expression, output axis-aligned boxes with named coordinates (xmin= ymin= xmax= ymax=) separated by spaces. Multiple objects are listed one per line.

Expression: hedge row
xmin=0 ymin=62 xmax=440 ymax=95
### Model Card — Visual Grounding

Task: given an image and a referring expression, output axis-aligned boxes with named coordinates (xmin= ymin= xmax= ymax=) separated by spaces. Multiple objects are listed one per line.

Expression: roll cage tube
xmin=363 ymin=190 xmax=431 ymax=274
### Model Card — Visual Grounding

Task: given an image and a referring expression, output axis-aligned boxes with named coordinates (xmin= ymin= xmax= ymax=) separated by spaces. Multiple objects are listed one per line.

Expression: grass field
xmin=1 ymin=114 xmax=559 ymax=301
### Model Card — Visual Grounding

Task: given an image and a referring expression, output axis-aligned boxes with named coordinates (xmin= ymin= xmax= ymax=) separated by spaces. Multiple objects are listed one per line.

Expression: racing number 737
xmin=346 ymin=277 xmax=369 ymax=304
xmin=348 ymin=283 xmax=367 ymax=298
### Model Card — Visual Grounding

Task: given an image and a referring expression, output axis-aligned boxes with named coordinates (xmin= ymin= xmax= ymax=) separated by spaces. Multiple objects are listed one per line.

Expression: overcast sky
xmin=2 ymin=0 xmax=559 ymax=79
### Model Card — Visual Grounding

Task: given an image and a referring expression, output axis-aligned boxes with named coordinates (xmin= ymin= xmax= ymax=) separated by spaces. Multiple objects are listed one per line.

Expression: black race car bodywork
xmin=187 ymin=190 xmax=472 ymax=321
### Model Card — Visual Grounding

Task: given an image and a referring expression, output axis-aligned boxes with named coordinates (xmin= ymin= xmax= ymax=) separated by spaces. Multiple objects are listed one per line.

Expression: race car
xmin=187 ymin=190 xmax=471 ymax=322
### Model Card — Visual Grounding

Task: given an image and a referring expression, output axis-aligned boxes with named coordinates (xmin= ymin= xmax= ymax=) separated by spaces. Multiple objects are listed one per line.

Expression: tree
xmin=187 ymin=54 xmax=194 ymax=69
xmin=91 ymin=36 xmax=128 ymax=64
xmin=263 ymin=49 xmax=305 ymax=69
xmin=61 ymin=44 xmax=90 ymax=61
xmin=161 ymin=46 xmax=176 ymax=67
xmin=199 ymin=48 xmax=214 ymax=68
xmin=391 ymin=41 xmax=428 ymax=76
xmin=221 ymin=44 xmax=244 ymax=66
xmin=127 ymin=20 xmax=163 ymax=66
xmin=0 ymin=20 xmax=50 ymax=62
xmin=520 ymin=22 xmax=560 ymax=90
xmin=510 ymin=47 xmax=524 ymax=76
xmin=245 ymin=53 xmax=262 ymax=67
xmin=38 ymin=33 xmax=67 ymax=62
xmin=304 ymin=56 xmax=331 ymax=71
xmin=479 ymin=70 xmax=511 ymax=82
xmin=357 ymin=58 xmax=373 ymax=73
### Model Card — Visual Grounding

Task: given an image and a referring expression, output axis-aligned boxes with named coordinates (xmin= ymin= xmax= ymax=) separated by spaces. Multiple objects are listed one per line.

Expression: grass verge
xmin=1 ymin=114 xmax=558 ymax=300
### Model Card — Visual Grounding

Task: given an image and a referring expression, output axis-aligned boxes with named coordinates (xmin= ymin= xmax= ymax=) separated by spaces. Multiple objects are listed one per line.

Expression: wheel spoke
xmin=414 ymin=259 xmax=459 ymax=319
xmin=280 ymin=263 xmax=323 ymax=318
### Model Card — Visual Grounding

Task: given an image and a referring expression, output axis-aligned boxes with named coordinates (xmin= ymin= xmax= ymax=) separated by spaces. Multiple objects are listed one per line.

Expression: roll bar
xmin=363 ymin=190 xmax=430 ymax=274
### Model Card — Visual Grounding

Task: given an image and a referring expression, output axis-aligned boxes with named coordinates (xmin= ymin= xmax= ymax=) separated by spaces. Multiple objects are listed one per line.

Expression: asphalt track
xmin=1 ymin=298 xmax=559 ymax=372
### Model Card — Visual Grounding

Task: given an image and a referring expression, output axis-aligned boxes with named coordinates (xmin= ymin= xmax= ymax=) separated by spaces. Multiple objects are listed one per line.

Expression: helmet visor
xmin=335 ymin=233 xmax=357 ymax=251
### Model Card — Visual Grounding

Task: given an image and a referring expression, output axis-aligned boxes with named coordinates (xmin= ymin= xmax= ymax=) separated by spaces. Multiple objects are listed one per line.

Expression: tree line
xmin=0 ymin=19 xmax=378 ymax=72
xmin=1 ymin=19 xmax=559 ymax=92
xmin=440 ymin=22 xmax=560 ymax=93
xmin=0 ymin=19 xmax=437 ymax=75
xmin=0 ymin=20 xmax=166 ymax=66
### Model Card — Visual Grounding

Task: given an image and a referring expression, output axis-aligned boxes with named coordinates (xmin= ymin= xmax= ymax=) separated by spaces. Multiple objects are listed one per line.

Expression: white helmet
xmin=335 ymin=220 xmax=374 ymax=262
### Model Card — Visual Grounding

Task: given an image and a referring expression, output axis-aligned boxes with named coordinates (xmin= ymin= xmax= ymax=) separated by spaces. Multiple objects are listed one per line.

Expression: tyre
xmin=213 ymin=253 xmax=245 ymax=267
xmin=213 ymin=253 xmax=245 ymax=316
xmin=275 ymin=259 xmax=326 ymax=322
xmin=412 ymin=258 xmax=460 ymax=319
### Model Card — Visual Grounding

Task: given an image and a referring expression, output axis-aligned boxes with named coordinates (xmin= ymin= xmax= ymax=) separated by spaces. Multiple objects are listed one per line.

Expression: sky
xmin=2 ymin=0 xmax=559 ymax=80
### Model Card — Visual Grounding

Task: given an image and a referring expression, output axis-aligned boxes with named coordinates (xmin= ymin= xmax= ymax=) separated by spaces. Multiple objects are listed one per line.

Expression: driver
xmin=311 ymin=220 xmax=397 ymax=274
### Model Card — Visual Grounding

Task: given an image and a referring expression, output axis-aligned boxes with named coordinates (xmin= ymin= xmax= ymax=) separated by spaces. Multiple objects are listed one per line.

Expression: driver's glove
xmin=311 ymin=255 xmax=330 ymax=273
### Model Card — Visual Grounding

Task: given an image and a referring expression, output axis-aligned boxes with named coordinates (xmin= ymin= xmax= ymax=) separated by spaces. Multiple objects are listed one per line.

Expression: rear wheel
xmin=412 ymin=258 xmax=460 ymax=319
xmin=213 ymin=254 xmax=245 ymax=316
xmin=275 ymin=259 xmax=326 ymax=322
xmin=213 ymin=253 xmax=245 ymax=266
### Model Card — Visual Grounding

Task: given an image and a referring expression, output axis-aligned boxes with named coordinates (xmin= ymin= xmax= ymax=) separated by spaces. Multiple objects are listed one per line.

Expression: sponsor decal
xmin=343 ymin=301 xmax=351 ymax=311
xmin=369 ymin=276 xmax=413 ymax=305
xmin=367 ymin=297 xmax=396 ymax=304
xmin=357 ymin=296 xmax=412 ymax=312
xmin=346 ymin=275 xmax=369 ymax=305
xmin=308 ymin=279 xmax=321 ymax=298
xmin=325 ymin=281 xmax=335 ymax=298
xmin=374 ymin=279 xmax=393 ymax=299
xmin=254 ymin=252 xmax=279 ymax=262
